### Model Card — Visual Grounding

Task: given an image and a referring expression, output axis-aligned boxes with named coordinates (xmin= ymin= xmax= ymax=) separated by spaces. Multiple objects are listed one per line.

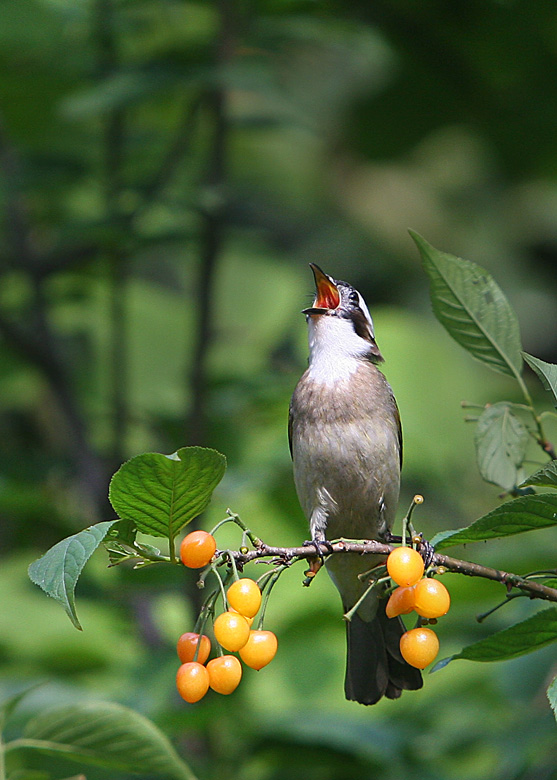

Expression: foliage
xmin=27 ymin=521 xmax=117 ymax=630
xmin=25 ymin=240 xmax=557 ymax=747
xmin=0 ymin=686 xmax=196 ymax=780
xmin=3 ymin=2 xmax=557 ymax=779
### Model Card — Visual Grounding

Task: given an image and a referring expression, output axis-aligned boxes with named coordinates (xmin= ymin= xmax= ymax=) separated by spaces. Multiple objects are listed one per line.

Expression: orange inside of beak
xmin=311 ymin=264 xmax=340 ymax=309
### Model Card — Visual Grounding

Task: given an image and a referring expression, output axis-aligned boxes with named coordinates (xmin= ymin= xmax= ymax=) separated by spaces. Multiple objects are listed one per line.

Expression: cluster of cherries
xmin=385 ymin=545 xmax=451 ymax=669
xmin=176 ymin=531 xmax=278 ymax=704
xmin=175 ymin=529 xmax=447 ymax=701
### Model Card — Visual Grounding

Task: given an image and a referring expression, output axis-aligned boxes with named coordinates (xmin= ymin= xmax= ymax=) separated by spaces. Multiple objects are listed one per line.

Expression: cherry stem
xmin=211 ymin=564 xmax=229 ymax=611
xmin=401 ymin=494 xmax=424 ymax=546
xmin=476 ymin=593 xmax=525 ymax=623
xmin=192 ymin=634 xmax=204 ymax=663
xmin=257 ymin=565 xmax=288 ymax=630
xmin=225 ymin=549 xmax=241 ymax=582
xmin=193 ymin=587 xmax=220 ymax=636
xmin=343 ymin=576 xmax=390 ymax=622
xmin=226 ymin=509 xmax=262 ymax=548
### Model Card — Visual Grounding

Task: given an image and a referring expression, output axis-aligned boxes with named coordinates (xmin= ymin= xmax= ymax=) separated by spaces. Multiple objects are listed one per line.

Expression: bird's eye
xmin=348 ymin=290 xmax=359 ymax=305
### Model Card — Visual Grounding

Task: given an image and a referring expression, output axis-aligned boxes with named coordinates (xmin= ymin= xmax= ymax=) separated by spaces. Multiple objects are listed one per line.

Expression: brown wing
xmin=288 ymin=401 xmax=294 ymax=459
xmin=392 ymin=392 xmax=403 ymax=469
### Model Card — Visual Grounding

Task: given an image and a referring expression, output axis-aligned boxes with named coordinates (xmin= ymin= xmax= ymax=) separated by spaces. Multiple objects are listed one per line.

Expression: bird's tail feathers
xmin=344 ymin=599 xmax=423 ymax=705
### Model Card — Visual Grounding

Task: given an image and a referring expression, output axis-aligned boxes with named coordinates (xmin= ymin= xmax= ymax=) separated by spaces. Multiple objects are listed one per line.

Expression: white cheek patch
xmin=356 ymin=291 xmax=375 ymax=338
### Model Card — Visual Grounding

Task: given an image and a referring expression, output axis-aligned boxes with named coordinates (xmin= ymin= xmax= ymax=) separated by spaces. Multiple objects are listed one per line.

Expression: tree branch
xmin=223 ymin=541 xmax=557 ymax=603
xmin=186 ymin=0 xmax=235 ymax=446
xmin=0 ymin=113 xmax=110 ymax=516
xmin=94 ymin=0 xmax=129 ymax=467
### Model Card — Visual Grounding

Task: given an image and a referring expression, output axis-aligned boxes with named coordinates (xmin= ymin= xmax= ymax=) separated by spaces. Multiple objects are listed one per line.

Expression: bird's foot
xmin=415 ymin=534 xmax=435 ymax=568
xmin=302 ymin=537 xmax=334 ymax=557
xmin=301 ymin=538 xmax=333 ymax=587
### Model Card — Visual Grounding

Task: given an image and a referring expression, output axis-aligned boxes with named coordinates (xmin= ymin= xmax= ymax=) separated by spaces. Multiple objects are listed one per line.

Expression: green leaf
xmin=27 ymin=521 xmax=117 ymax=630
xmin=21 ymin=701 xmax=197 ymax=780
xmin=410 ymin=231 xmax=523 ymax=378
xmin=453 ymin=607 xmax=557 ymax=662
xmin=108 ymin=447 xmax=226 ymax=544
xmin=0 ymin=683 xmax=45 ymax=728
xmin=520 ymin=460 xmax=557 ymax=488
xmin=432 ymin=493 xmax=557 ymax=550
xmin=61 ymin=70 xmax=177 ymax=118
xmin=105 ymin=517 xmax=138 ymax=546
xmin=429 ymin=655 xmax=455 ymax=673
xmin=548 ymin=675 xmax=557 ymax=722
xmin=474 ymin=402 xmax=529 ymax=490
xmin=522 ymin=353 xmax=557 ymax=407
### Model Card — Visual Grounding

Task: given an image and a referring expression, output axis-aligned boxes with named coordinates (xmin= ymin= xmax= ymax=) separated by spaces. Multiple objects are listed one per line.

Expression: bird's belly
xmin=292 ymin=417 xmax=400 ymax=542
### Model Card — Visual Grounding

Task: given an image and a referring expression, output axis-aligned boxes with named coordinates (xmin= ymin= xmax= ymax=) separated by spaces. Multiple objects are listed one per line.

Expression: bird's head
xmin=303 ymin=263 xmax=383 ymax=365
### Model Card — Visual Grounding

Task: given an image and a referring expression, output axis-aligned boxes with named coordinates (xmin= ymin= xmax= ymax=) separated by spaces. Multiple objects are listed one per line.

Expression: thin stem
xmin=226 ymin=550 xmax=241 ymax=581
xmin=210 ymin=516 xmax=238 ymax=536
xmin=169 ymin=536 xmax=177 ymax=565
xmin=211 ymin=563 xmax=229 ymax=610
xmin=476 ymin=593 xmax=525 ymax=623
xmin=516 ymin=373 xmax=556 ymax=459
xmin=133 ymin=543 xmax=171 ymax=563
xmin=357 ymin=564 xmax=387 ymax=582
xmin=401 ymin=494 xmax=424 ymax=545
xmin=256 ymin=567 xmax=281 ymax=589
xmin=344 ymin=577 xmax=389 ymax=622
xmin=209 ymin=510 xmax=262 ymax=546
xmin=523 ymin=570 xmax=557 ymax=579
xmin=225 ymin=510 xmax=262 ymax=548
xmin=257 ymin=565 xmax=288 ymax=630
xmin=194 ymin=588 xmax=220 ymax=635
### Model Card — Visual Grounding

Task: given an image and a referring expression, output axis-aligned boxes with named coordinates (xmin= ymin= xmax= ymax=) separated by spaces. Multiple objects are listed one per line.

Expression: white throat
xmin=307 ymin=315 xmax=371 ymax=385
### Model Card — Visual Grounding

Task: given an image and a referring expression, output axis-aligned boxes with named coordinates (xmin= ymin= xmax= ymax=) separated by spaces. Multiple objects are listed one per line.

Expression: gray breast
xmin=290 ymin=362 xmax=401 ymax=542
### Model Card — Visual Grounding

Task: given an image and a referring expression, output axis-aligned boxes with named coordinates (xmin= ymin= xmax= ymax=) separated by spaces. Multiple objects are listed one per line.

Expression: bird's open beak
xmin=302 ymin=263 xmax=340 ymax=314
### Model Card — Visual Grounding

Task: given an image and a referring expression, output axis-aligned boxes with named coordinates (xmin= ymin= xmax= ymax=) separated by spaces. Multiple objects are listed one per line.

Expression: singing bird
xmin=289 ymin=264 xmax=423 ymax=704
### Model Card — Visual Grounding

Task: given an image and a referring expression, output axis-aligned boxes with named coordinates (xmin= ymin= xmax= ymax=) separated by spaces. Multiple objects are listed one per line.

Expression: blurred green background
xmin=1 ymin=1 xmax=556 ymax=778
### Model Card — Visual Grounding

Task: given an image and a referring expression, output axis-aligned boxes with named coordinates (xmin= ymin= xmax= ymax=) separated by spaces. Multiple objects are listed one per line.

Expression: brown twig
xmin=223 ymin=541 xmax=557 ymax=604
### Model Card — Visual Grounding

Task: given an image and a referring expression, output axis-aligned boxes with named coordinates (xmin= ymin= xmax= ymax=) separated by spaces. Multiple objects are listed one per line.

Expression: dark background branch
xmin=186 ymin=0 xmax=235 ymax=446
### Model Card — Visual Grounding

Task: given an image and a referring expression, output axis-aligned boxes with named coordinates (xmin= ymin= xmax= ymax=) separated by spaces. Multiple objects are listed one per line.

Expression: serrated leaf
xmin=22 ymin=701 xmax=197 ymax=780
xmin=453 ymin=607 xmax=557 ymax=662
xmin=520 ymin=460 xmax=557 ymax=488
xmin=410 ymin=231 xmax=523 ymax=378
xmin=548 ymin=675 xmax=557 ymax=721
xmin=475 ymin=402 xmax=529 ymax=490
xmin=523 ymin=353 xmax=557 ymax=408
xmin=108 ymin=447 xmax=226 ymax=544
xmin=432 ymin=493 xmax=557 ymax=550
xmin=28 ymin=521 xmax=117 ymax=630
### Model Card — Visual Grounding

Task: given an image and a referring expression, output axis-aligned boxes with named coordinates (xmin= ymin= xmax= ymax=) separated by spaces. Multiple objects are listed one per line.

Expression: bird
xmin=289 ymin=263 xmax=423 ymax=705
